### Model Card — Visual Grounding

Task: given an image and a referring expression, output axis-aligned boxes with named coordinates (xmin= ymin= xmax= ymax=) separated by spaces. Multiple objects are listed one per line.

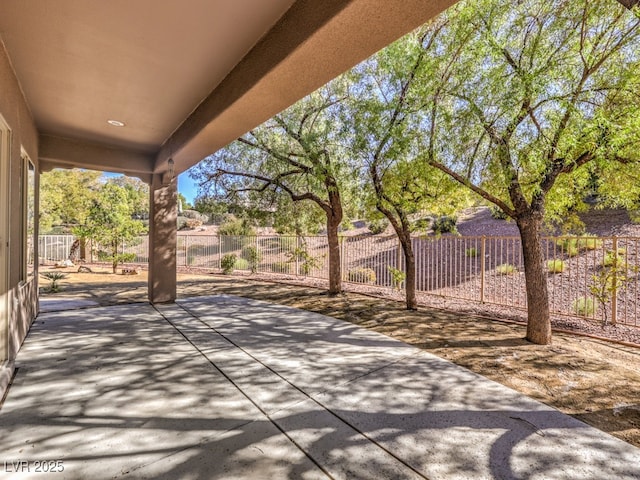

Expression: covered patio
xmin=1 ymin=295 xmax=638 ymax=479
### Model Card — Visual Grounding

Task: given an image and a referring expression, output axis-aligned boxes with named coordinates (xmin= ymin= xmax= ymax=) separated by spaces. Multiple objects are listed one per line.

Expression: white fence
xmin=38 ymin=233 xmax=639 ymax=327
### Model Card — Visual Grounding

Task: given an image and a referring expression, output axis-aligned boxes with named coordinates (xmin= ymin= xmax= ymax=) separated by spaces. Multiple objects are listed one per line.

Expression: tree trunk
xmin=79 ymin=238 xmax=87 ymax=261
xmin=326 ymin=214 xmax=342 ymax=295
xmin=68 ymin=239 xmax=80 ymax=262
xmin=398 ymin=230 xmax=417 ymax=310
xmin=517 ymin=212 xmax=552 ymax=345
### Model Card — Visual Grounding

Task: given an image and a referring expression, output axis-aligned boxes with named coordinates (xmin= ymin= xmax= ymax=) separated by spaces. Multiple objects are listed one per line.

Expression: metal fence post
xmin=217 ymin=234 xmax=221 ymax=270
xmin=611 ymin=236 xmax=618 ymax=326
xmin=480 ymin=236 xmax=486 ymax=303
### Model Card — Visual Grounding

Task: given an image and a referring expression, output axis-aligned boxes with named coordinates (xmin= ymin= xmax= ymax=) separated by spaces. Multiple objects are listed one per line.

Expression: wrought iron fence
xmin=38 ymin=233 xmax=640 ymax=327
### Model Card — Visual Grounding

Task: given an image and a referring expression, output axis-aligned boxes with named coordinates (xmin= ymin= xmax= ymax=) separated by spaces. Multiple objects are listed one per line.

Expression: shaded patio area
xmin=1 ymin=295 xmax=639 ymax=479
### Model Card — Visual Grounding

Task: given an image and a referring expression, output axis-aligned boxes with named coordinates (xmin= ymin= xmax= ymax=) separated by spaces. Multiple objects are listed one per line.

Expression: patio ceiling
xmin=0 ymin=0 xmax=456 ymax=180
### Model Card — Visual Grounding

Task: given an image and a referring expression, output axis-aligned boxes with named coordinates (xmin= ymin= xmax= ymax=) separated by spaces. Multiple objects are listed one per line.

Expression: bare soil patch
xmin=40 ymin=266 xmax=640 ymax=448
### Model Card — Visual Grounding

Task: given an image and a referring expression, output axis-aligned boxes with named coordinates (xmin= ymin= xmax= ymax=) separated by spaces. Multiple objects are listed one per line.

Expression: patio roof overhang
xmin=0 ymin=0 xmax=457 ymax=181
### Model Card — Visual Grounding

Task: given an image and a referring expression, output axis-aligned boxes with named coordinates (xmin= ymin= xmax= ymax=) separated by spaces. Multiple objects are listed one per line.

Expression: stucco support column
xmin=148 ymin=174 xmax=177 ymax=303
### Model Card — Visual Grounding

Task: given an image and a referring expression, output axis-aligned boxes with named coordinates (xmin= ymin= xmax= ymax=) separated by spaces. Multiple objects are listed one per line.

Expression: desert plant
xmin=556 ymin=237 xmax=580 ymax=257
xmin=347 ymin=267 xmax=377 ymax=284
xmin=387 ymin=266 xmax=406 ymax=291
xmin=602 ymin=249 xmax=626 ymax=267
xmin=368 ymin=218 xmax=389 ymax=235
xmin=241 ymin=245 xmax=261 ymax=273
xmin=577 ymin=235 xmax=602 ymax=251
xmin=572 ymin=296 xmax=596 ymax=317
xmin=285 ymin=245 xmax=323 ymax=275
xmin=41 ymin=271 xmax=67 ymax=293
xmin=221 ymin=254 xmax=237 ymax=275
xmin=496 ymin=263 xmax=517 ymax=275
xmin=590 ymin=253 xmax=637 ymax=325
xmin=546 ymin=259 xmax=565 ymax=274
xmin=465 ymin=247 xmax=478 ymax=258
xmin=489 ymin=205 xmax=508 ymax=220
xmin=218 ymin=216 xmax=256 ymax=237
xmin=431 ymin=215 xmax=458 ymax=235
xmin=411 ymin=217 xmax=431 ymax=233
xmin=234 ymin=258 xmax=249 ymax=270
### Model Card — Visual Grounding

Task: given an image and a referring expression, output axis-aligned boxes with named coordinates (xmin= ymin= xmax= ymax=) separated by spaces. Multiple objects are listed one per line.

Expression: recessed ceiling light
xmin=107 ymin=119 xmax=125 ymax=127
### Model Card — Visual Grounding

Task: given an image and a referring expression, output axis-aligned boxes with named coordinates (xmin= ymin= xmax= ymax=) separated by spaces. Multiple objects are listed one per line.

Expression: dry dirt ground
xmin=40 ymin=265 xmax=640 ymax=449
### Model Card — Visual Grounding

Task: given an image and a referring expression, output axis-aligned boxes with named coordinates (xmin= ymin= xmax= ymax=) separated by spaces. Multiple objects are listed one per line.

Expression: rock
xmin=77 ymin=266 xmax=92 ymax=273
xmin=121 ymin=267 xmax=139 ymax=275
xmin=55 ymin=259 xmax=74 ymax=268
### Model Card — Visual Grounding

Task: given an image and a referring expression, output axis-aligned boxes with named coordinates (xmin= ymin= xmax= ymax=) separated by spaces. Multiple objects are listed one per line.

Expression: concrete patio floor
xmin=1 ymin=295 xmax=639 ymax=479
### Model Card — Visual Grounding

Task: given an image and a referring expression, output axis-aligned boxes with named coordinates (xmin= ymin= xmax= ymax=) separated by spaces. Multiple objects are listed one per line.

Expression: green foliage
xmin=234 ymin=258 xmax=249 ymax=271
xmin=241 ymin=246 xmax=261 ymax=273
xmin=556 ymin=237 xmax=580 ymax=257
xmin=489 ymin=206 xmax=508 ymax=220
xmin=496 ymin=264 xmax=517 ymax=275
xmin=603 ymin=250 xmax=626 ymax=267
xmin=590 ymin=251 xmax=638 ymax=325
xmin=285 ymin=244 xmax=323 ymax=275
xmin=411 ymin=217 xmax=431 ymax=233
xmin=40 ymin=271 xmax=67 ymax=293
xmin=465 ymin=248 xmax=478 ymax=258
xmin=85 ymin=183 xmax=147 ymax=273
xmin=368 ymin=218 xmax=389 ymax=235
xmin=221 ymin=254 xmax=237 ymax=275
xmin=547 ymin=259 xmax=565 ymax=274
xmin=572 ymin=297 xmax=596 ymax=317
xmin=387 ymin=266 xmax=406 ymax=291
xmin=106 ymin=175 xmax=149 ymax=220
xmin=347 ymin=267 xmax=377 ymax=284
xmin=218 ymin=216 xmax=256 ymax=237
xmin=432 ymin=216 xmax=458 ymax=235
xmin=577 ymin=235 xmax=603 ymax=251
xmin=39 ymin=169 xmax=102 ymax=233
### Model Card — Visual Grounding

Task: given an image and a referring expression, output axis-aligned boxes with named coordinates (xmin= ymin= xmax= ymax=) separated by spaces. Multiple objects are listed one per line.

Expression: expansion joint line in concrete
xmin=164 ymin=301 xmax=431 ymax=480
xmin=151 ymin=304 xmax=336 ymax=480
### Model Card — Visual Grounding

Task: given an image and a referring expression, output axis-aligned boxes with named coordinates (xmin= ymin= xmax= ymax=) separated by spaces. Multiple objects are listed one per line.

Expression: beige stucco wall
xmin=0 ymin=38 xmax=39 ymax=366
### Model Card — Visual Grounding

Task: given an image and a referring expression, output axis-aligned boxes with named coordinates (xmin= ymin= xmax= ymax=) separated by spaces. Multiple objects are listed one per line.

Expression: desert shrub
xmin=432 ymin=215 xmax=458 ymax=235
xmin=556 ymin=237 xmax=580 ymax=257
xmin=489 ymin=206 xmax=509 ymax=220
xmin=603 ymin=249 xmax=626 ymax=267
xmin=368 ymin=218 xmax=389 ymax=235
xmin=577 ymin=235 xmax=602 ymax=251
xmin=387 ymin=266 xmax=405 ymax=290
xmin=241 ymin=245 xmax=261 ymax=273
xmin=270 ymin=261 xmax=293 ymax=274
xmin=221 ymin=254 xmax=236 ymax=275
xmin=547 ymin=259 xmax=565 ymax=274
xmin=496 ymin=263 xmax=517 ymax=275
xmin=234 ymin=258 xmax=249 ymax=270
xmin=41 ymin=271 xmax=67 ymax=293
xmin=347 ymin=267 xmax=377 ymax=284
xmin=411 ymin=217 xmax=431 ymax=232
xmin=465 ymin=247 xmax=478 ymax=258
xmin=572 ymin=296 xmax=596 ymax=317
xmin=630 ymin=210 xmax=640 ymax=224
xmin=218 ymin=216 xmax=256 ymax=237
